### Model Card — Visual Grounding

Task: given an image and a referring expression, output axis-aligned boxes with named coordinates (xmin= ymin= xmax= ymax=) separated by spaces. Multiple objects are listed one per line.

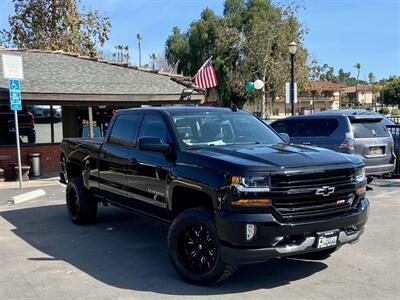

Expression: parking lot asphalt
xmin=0 ymin=179 xmax=399 ymax=300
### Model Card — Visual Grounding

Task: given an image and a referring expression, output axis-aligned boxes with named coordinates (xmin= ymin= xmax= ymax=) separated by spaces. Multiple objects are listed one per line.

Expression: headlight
xmin=354 ymin=167 xmax=366 ymax=183
xmin=231 ymin=175 xmax=270 ymax=192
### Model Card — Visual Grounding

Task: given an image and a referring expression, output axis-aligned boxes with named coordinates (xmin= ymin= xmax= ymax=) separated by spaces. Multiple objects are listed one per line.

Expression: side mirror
xmin=279 ymin=133 xmax=290 ymax=144
xmin=138 ymin=137 xmax=170 ymax=154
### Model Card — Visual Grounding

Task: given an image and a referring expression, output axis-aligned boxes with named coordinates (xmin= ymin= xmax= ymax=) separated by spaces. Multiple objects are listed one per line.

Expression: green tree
xmin=0 ymin=0 xmax=111 ymax=56
xmin=368 ymin=72 xmax=376 ymax=84
xmin=149 ymin=53 xmax=157 ymax=69
xmin=111 ymin=44 xmax=129 ymax=63
xmin=124 ymin=45 xmax=130 ymax=63
xmin=383 ymin=78 xmax=400 ymax=107
xmin=165 ymin=0 xmax=308 ymax=113
xmin=137 ymin=33 xmax=142 ymax=66
xmin=353 ymin=63 xmax=361 ymax=105
xmin=354 ymin=63 xmax=361 ymax=86
xmin=309 ymin=57 xmax=321 ymax=80
xmin=338 ymin=68 xmax=351 ymax=83
xmin=165 ymin=27 xmax=189 ymax=73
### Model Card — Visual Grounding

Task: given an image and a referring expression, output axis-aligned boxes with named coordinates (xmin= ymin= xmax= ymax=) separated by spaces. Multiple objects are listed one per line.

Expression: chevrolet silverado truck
xmin=60 ymin=107 xmax=369 ymax=285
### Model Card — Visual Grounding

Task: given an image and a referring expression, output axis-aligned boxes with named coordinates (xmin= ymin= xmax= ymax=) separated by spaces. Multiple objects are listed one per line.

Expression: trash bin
xmin=29 ymin=153 xmax=41 ymax=177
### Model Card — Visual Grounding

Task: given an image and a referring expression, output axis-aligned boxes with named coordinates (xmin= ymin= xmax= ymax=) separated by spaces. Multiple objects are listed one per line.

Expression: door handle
xmin=302 ymin=142 xmax=311 ymax=145
xmin=100 ymin=153 xmax=107 ymax=159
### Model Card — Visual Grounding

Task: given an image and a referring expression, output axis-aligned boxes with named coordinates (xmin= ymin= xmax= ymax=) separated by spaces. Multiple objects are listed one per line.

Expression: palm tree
xmin=111 ymin=53 xmax=116 ymax=61
xmin=137 ymin=33 xmax=142 ymax=67
xmin=354 ymin=63 xmax=361 ymax=106
xmin=149 ymin=53 xmax=157 ymax=70
xmin=124 ymin=45 xmax=129 ymax=63
xmin=115 ymin=45 xmax=123 ymax=62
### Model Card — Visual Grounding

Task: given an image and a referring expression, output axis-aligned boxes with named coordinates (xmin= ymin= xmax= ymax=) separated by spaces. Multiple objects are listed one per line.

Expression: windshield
xmin=351 ymin=120 xmax=390 ymax=138
xmin=171 ymin=111 xmax=282 ymax=147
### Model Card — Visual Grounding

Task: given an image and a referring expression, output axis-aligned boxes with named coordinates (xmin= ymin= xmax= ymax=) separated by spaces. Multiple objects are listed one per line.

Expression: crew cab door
xmin=98 ymin=113 xmax=141 ymax=204
xmin=125 ymin=112 xmax=171 ymax=216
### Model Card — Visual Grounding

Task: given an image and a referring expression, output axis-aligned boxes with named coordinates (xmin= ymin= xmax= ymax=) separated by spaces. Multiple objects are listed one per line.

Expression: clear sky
xmin=0 ymin=0 xmax=399 ymax=80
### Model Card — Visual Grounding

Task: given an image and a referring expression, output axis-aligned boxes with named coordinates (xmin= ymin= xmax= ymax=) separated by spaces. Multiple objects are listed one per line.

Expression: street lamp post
xmin=289 ymin=42 xmax=297 ymax=116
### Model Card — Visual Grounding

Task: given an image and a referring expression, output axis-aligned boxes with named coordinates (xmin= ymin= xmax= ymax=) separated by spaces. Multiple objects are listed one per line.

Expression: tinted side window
xmin=109 ymin=114 xmax=140 ymax=147
xmin=271 ymin=121 xmax=291 ymax=134
xmin=290 ymin=119 xmax=338 ymax=137
xmin=351 ymin=121 xmax=389 ymax=138
xmin=138 ymin=113 xmax=169 ymax=143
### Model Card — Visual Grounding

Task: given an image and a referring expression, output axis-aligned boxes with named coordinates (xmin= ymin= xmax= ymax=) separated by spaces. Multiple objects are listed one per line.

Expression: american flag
xmin=194 ymin=58 xmax=218 ymax=89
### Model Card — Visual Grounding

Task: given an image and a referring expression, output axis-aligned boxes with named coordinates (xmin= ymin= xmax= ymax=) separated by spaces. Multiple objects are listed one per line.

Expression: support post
xmin=88 ymin=106 xmax=94 ymax=138
xmin=14 ymin=110 xmax=22 ymax=189
xmin=290 ymin=53 xmax=295 ymax=116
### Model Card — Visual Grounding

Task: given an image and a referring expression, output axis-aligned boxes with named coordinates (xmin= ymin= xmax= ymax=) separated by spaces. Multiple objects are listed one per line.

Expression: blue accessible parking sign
xmin=9 ymin=79 xmax=22 ymax=111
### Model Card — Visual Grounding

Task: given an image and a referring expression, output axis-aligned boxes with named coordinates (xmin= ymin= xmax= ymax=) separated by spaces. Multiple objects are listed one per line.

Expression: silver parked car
xmin=270 ymin=110 xmax=396 ymax=181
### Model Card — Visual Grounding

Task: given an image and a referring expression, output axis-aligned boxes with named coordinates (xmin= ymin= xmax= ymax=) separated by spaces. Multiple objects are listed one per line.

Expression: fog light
xmin=246 ymin=224 xmax=257 ymax=240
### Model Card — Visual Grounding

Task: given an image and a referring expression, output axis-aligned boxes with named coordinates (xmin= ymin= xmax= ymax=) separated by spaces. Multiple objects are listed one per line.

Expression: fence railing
xmin=387 ymin=124 xmax=400 ymax=176
xmin=388 ymin=115 xmax=400 ymax=124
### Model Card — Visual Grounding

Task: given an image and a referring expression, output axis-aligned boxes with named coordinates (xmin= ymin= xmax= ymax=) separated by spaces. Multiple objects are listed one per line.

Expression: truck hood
xmin=184 ymin=143 xmax=362 ymax=173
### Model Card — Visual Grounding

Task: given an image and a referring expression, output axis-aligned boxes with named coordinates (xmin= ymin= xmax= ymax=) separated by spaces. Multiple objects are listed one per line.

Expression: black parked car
xmin=271 ymin=110 xmax=396 ymax=181
xmin=60 ymin=107 xmax=369 ymax=285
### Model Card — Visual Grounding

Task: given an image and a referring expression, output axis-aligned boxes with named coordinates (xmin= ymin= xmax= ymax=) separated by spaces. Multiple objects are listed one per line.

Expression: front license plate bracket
xmin=316 ymin=230 xmax=339 ymax=249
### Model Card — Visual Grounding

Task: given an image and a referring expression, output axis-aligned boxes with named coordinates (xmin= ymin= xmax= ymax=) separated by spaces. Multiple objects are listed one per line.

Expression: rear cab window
xmin=108 ymin=113 xmax=141 ymax=147
xmin=351 ymin=120 xmax=390 ymax=138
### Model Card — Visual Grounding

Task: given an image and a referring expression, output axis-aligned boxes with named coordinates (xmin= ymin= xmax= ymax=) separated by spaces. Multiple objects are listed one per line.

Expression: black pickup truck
xmin=60 ymin=107 xmax=369 ymax=285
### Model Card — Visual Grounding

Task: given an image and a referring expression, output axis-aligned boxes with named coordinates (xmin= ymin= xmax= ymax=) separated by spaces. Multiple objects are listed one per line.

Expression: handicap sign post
xmin=2 ymin=54 xmax=24 ymax=189
xmin=9 ymin=79 xmax=22 ymax=110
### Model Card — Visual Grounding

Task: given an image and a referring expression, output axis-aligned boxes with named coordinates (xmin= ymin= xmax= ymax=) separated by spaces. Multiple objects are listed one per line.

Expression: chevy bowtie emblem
xmin=315 ymin=186 xmax=335 ymax=197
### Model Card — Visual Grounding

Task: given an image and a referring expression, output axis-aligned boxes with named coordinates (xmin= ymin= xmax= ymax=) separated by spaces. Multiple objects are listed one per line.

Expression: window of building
xmin=0 ymin=104 xmax=62 ymax=146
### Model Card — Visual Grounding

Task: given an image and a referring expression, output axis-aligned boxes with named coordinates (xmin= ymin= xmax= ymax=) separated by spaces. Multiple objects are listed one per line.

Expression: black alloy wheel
xmin=167 ymin=207 xmax=237 ymax=285
xmin=177 ymin=223 xmax=217 ymax=274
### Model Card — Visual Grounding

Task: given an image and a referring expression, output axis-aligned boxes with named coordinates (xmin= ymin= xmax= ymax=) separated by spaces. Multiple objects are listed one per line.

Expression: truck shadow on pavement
xmin=0 ymin=204 xmax=327 ymax=295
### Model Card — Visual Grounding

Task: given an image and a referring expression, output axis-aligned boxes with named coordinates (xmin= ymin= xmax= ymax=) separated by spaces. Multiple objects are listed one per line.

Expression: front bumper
xmin=216 ymin=198 xmax=369 ymax=265
xmin=365 ymin=163 xmax=396 ymax=176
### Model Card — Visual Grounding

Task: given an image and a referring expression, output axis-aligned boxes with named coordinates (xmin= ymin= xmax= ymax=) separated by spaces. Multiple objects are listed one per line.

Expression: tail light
xmin=338 ymin=132 xmax=354 ymax=153
xmin=31 ymin=115 xmax=35 ymax=126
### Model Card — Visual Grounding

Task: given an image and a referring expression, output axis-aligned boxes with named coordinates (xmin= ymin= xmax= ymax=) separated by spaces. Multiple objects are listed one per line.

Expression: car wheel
xmin=167 ymin=207 xmax=237 ymax=285
xmin=295 ymin=247 xmax=339 ymax=260
xmin=66 ymin=177 xmax=97 ymax=224
xmin=367 ymin=177 xmax=374 ymax=184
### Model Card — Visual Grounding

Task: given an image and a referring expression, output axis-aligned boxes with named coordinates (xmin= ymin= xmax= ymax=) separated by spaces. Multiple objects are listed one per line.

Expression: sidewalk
xmin=0 ymin=175 xmax=61 ymax=206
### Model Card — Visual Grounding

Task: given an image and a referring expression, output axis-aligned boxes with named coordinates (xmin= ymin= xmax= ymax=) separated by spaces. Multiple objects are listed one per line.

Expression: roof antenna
xmin=231 ymin=104 xmax=238 ymax=112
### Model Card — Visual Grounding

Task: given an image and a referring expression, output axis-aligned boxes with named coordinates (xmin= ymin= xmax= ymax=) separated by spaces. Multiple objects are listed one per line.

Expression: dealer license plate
xmin=316 ymin=231 xmax=339 ymax=249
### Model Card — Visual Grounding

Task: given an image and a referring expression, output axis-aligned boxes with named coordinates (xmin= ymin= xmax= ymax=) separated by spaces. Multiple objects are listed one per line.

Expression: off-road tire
xmin=167 ymin=207 xmax=237 ymax=285
xmin=66 ymin=177 xmax=97 ymax=224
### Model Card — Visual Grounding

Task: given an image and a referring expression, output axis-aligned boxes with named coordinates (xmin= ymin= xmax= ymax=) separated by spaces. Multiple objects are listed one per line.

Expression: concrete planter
xmin=12 ymin=165 xmax=31 ymax=181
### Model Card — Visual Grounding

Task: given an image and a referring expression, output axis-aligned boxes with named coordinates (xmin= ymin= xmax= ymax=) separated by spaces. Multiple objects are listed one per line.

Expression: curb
xmin=8 ymin=189 xmax=47 ymax=205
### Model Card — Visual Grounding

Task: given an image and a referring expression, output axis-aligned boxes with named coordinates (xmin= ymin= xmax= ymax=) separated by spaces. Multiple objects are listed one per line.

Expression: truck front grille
xmin=273 ymin=193 xmax=358 ymax=221
xmin=270 ymin=168 xmax=358 ymax=221
xmin=271 ymin=168 xmax=354 ymax=190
